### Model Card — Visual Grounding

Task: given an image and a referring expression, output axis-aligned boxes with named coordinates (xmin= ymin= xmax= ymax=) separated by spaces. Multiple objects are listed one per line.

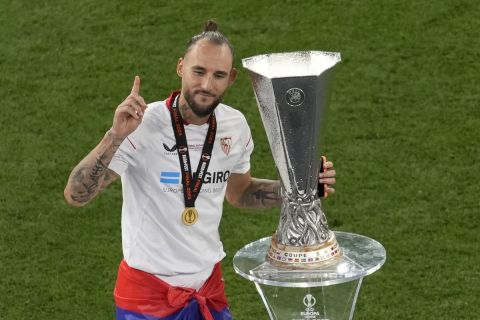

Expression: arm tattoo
xmin=239 ymin=179 xmax=282 ymax=209
xmin=252 ymin=189 xmax=280 ymax=203
xmin=68 ymin=131 xmax=122 ymax=204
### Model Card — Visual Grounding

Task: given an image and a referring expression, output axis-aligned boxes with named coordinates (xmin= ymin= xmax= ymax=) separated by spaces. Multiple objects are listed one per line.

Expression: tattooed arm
xmin=64 ymin=76 xmax=148 ymax=207
xmin=64 ymin=130 xmax=122 ymax=207
xmin=225 ymin=161 xmax=337 ymax=209
xmin=226 ymin=171 xmax=282 ymax=209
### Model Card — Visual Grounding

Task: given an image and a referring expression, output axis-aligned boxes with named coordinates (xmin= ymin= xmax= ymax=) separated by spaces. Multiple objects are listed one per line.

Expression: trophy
xmin=233 ymin=52 xmax=386 ymax=320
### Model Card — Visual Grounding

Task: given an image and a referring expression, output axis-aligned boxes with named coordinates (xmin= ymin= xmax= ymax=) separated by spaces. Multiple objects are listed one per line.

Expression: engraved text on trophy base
xmin=267 ymin=232 xmax=342 ymax=269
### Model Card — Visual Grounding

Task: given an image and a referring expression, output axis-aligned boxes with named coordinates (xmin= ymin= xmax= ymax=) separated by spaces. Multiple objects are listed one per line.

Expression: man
xmin=64 ymin=21 xmax=336 ymax=320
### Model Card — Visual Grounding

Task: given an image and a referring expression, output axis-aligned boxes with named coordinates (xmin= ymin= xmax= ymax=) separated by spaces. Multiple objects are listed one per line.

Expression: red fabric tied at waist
xmin=114 ymin=260 xmax=228 ymax=320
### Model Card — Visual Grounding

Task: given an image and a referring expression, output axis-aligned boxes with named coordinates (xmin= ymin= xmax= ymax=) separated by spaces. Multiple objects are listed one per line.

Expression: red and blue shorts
xmin=114 ymin=260 xmax=232 ymax=320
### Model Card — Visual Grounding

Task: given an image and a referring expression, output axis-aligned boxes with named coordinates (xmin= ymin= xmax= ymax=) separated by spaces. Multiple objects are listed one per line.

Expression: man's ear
xmin=229 ymin=67 xmax=238 ymax=86
xmin=176 ymin=57 xmax=184 ymax=77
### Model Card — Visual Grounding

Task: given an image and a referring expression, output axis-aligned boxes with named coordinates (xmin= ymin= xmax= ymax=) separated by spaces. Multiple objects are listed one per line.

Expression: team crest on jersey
xmin=220 ymin=137 xmax=232 ymax=155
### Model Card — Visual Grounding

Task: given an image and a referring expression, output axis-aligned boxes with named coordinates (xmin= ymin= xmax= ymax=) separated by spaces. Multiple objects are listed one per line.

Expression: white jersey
xmin=109 ymin=95 xmax=253 ymax=289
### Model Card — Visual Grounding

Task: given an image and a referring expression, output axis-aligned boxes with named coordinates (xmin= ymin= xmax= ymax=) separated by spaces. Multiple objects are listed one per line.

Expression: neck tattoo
xmin=179 ymin=103 xmax=191 ymax=120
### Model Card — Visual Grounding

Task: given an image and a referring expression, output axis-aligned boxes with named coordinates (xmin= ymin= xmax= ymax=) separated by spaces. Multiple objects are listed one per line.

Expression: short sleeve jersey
xmin=108 ymin=93 xmax=253 ymax=289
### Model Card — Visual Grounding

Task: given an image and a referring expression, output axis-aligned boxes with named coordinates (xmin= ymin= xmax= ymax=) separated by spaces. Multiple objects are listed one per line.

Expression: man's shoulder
xmin=143 ymin=100 xmax=170 ymax=124
xmin=146 ymin=100 xmax=167 ymax=113
xmin=215 ymin=103 xmax=248 ymax=124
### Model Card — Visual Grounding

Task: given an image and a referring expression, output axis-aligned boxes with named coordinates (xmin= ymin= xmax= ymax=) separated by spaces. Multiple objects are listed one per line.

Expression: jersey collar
xmin=166 ymin=91 xmax=190 ymax=125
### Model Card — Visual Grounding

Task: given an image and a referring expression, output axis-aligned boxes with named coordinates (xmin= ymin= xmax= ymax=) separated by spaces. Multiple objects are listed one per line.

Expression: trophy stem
xmin=267 ymin=188 xmax=342 ymax=269
xmin=277 ymin=189 xmax=332 ymax=246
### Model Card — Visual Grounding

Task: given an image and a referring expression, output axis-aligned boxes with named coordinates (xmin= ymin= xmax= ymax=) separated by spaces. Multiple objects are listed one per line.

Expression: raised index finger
xmin=131 ymin=76 xmax=140 ymax=95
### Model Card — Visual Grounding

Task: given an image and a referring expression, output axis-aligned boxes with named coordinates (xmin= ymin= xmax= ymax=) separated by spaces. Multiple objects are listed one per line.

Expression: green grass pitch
xmin=0 ymin=0 xmax=479 ymax=319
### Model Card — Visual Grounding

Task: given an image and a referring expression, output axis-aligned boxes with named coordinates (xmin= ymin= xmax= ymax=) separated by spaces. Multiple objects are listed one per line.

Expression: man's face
xmin=177 ymin=39 xmax=237 ymax=117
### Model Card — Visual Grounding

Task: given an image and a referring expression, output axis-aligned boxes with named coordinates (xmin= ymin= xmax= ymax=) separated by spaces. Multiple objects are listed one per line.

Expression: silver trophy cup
xmin=234 ymin=51 xmax=386 ymax=320
xmin=243 ymin=51 xmax=342 ymax=268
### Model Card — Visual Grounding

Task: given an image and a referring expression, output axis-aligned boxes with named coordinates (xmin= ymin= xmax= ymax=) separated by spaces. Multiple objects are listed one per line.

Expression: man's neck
xmin=178 ymin=94 xmax=210 ymax=125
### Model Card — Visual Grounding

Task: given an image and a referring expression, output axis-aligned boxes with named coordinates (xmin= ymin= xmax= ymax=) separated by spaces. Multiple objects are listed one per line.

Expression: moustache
xmin=194 ymin=90 xmax=215 ymax=97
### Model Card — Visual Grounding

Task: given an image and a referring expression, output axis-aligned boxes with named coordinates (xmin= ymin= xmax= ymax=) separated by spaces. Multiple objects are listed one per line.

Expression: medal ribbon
xmin=169 ymin=95 xmax=216 ymax=208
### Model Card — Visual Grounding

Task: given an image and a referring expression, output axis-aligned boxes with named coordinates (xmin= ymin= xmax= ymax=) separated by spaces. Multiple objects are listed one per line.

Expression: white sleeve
xmin=108 ymin=137 xmax=137 ymax=176
xmin=108 ymin=123 xmax=147 ymax=176
xmin=108 ymin=101 xmax=162 ymax=176
xmin=231 ymin=122 xmax=254 ymax=174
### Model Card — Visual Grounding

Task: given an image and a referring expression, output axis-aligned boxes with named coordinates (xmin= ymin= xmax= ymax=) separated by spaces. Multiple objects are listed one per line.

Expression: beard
xmin=184 ymin=90 xmax=223 ymax=118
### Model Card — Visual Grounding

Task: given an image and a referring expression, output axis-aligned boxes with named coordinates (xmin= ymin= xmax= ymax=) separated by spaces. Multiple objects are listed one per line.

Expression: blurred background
xmin=0 ymin=0 xmax=478 ymax=318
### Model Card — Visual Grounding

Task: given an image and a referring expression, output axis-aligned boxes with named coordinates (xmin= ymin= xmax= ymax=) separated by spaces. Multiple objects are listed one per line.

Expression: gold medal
xmin=182 ymin=207 xmax=199 ymax=226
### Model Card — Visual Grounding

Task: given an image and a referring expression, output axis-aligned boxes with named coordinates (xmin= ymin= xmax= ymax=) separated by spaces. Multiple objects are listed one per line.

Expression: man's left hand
xmin=319 ymin=160 xmax=336 ymax=196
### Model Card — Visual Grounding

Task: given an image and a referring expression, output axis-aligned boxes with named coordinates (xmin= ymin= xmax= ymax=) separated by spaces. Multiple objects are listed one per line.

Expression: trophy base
xmin=267 ymin=232 xmax=342 ymax=269
xmin=233 ymin=231 xmax=386 ymax=320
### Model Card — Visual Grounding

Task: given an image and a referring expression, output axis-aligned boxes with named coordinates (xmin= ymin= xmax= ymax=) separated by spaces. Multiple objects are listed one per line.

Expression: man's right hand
xmin=111 ymin=76 xmax=148 ymax=139
xmin=64 ymin=76 xmax=146 ymax=207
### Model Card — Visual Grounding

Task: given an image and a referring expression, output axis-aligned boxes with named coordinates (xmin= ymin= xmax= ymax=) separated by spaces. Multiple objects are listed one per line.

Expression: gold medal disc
xmin=182 ymin=207 xmax=199 ymax=226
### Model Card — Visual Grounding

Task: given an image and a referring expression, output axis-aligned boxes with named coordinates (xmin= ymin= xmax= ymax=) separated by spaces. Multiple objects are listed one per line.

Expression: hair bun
xmin=185 ymin=19 xmax=233 ymax=58
xmin=203 ymin=20 xmax=218 ymax=32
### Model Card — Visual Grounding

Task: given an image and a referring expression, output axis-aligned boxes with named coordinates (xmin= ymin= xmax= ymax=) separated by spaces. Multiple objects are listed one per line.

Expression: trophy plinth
xmin=233 ymin=232 xmax=386 ymax=320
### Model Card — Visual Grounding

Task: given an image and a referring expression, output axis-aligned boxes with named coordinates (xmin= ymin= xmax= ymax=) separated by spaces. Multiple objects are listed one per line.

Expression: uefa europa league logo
xmin=285 ymin=87 xmax=305 ymax=107
xmin=303 ymin=294 xmax=316 ymax=308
